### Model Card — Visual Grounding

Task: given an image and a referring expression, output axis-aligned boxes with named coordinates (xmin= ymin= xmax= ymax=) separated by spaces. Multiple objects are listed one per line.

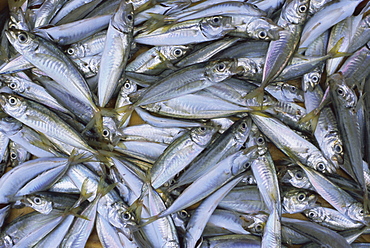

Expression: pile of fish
xmin=0 ymin=0 xmax=369 ymax=247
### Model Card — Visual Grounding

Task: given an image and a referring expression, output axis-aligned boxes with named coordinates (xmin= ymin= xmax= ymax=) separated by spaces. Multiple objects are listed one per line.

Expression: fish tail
xmin=128 ymin=197 xmax=145 ymax=223
xmin=96 ymin=177 xmax=117 ymax=198
xmin=244 ymin=87 xmax=265 ymax=109
xmin=82 ymin=110 xmax=103 ymax=135
xmin=298 ymin=108 xmax=319 ymax=124
xmin=68 ymin=149 xmax=95 ymax=165
xmin=116 ymin=104 xmax=134 ymax=128
xmin=137 ymin=214 xmax=161 ymax=228
xmin=63 ymin=206 xmax=90 ymax=220
xmin=328 ymin=37 xmax=352 ymax=58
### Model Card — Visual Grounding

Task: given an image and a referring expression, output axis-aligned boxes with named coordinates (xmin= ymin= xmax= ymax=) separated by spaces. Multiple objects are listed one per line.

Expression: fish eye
xmin=123 ymin=211 xmax=132 ymax=220
xmin=243 ymin=162 xmax=251 ymax=169
xmin=33 ymin=197 xmax=42 ymax=204
xmin=212 ymin=17 xmax=220 ymax=23
xmin=255 ymin=224 xmax=263 ymax=232
xmin=337 ymin=87 xmax=344 ymax=95
xmin=173 ymin=48 xmax=183 ymax=57
xmin=241 ymin=122 xmax=247 ymax=130
xmin=334 ymin=144 xmax=342 ymax=154
xmin=298 ymin=5 xmax=307 ymax=13
xmin=290 ymin=86 xmax=296 ymax=92
xmin=247 ymin=175 xmax=255 ymax=184
xmin=216 ymin=63 xmax=226 ymax=72
xmin=179 ymin=210 xmax=188 ymax=218
xmin=17 ymin=32 xmax=28 ymax=43
xmin=8 ymin=96 xmax=17 ymax=106
xmin=295 ymin=171 xmax=303 ymax=179
xmin=67 ymin=48 xmax=75 ymax=55
xmin=317 ymin=162 xmax=325 ymax=172
xmin=257 ymin=136 xmax=264 ymax=145
xmin=199 ymin=126 xmax=206 ymax=132
xmin=124 ymin=80 xmax=131 ymax=89
xmin=359 ymin=209 xmax=364 ymax=215
xmin=252 ymin=4 xmax=259 ymax=9
xmin=102 ymin=129 xmax=110 ymax=137
xmin=127 ymin=14 xmax=133 ymax=21
xmin=10 ymin=152 xmax=17 ymax=159
xmin=258 ymin=31 xmax=267 ymax=39
xmin=311 ymin=75 xmax=319 ymax=83
xmin=263 ymin=95 xmax=268 ymax=102
xmin=297 ymin=192 xmax=306 ymax=201
xmin=9 ymin=82 xmax=17 ymax=89
xmin=307 ymin=211 xmax=316 ymax=218
xmin=9 ymin=23 xmax=17 ymax=29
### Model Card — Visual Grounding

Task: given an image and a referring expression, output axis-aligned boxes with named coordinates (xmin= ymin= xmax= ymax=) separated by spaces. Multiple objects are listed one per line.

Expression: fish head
xmin=323 ymin=135 xmax=344 ymax=168
xmin=107 ymin=201 xmax=137 ymax=229
xmin=0 ymin=116 xmax=22 ymax=135
xmin=21 ymin=194 xmax=53 ymax=214
xmin=241 ymin=213 xmax=267 ymax=235
xmin=281 ymin=83 xmax=304 ymax=102
xmin=0 ymin=235 xmax=13 ymax=248
xmin=328 ymin=73 xmax=357 ymax=108
xmin=235 ymin=58 xmax=260 ymax=78
xmin=65 ymin=44 xmax=81 ymax=59
xmin=201 ymin=16 xmax=235 ymax=39
xmin=171 ymin=210 xmax=190 ymax=233
xmin=8 ymin=8 xmax=29 ymax=31
xmin=5 ymin=29 xmax=37 ymax=53
xmin=282 ymin=0 xmax=310 ymax=24
xmin=112 ymin=1 xmax=134 ymax=33
xmin=0 ymin=93 xmax=27 ymax=119
xmin=119 ymin=79 xmax=137 ymax=98
xmin=304 ymin=206 xmax=326 ymax=223
xmin=233 ymin=117 xmax=253 ymax=145
xmin=281 ymin=167 xmax=312 ymax=189
xmin=190 ymin=125 xmax=218 ymax=147
xmin=205 ymin=59 xmax=239 ymax=82
xmin=246 ymin=124 xmax=268 ymax=155
xmin=308 ymin=151 xmax=335 ymax=173
xmin=347 ymin=202 xmax=365 ymax=223
xmin=102 ymin=117 xmax=120 ymax=144
xmin=248 ymin=17 xmax=283 ymax=41
xmin=283 ymin=188 xmax=318 ymax=214
xmin=3 ymin=77 xmax=25 ymax=93
xmin=9 ymin=141 xmax=29 ymax=167
xmin=241 ymin=170 xmax=257 ymax=185
xmin=116 ymin=79 xmax=137 ymax=108
xmin=160 ymin=45 xmax=193 ymax=61
xmin=302 ymin=71 xmax=321 ymax=92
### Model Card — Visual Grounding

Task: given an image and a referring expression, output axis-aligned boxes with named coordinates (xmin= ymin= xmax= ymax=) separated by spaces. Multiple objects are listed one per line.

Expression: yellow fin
xmin=327 ymin=37 xmax=352 ymax=58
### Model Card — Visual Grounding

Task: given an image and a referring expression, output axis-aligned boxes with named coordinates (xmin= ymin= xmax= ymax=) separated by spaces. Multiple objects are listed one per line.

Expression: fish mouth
xmin=0 ymin=94 xmax=6 ymax=106
xmin=4 ymin=29 xmax=17 ymax=43
xmin=331 ymin=154 xmax=344 ymax=165
xmin=281 ymin=169 xmax=294 ymax=182
xmin=307 ymin=194 xmax=318 ymax=204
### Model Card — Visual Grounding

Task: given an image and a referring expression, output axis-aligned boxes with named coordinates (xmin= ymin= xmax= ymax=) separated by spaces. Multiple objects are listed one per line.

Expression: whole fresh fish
xmin=260 ymin=0 xmax=310 ymax=87
xmin=98 ymin=1 xmax=134 ymax=107
xmin=0 ymin=93 xmax=96 ymax=153
xmin=150 ymin=125 xmax=217 ymax=189
xmin=134 ymin=16 xmax=235 ymax=45
xmin=5 ymin=29 xmax=98 ymax=113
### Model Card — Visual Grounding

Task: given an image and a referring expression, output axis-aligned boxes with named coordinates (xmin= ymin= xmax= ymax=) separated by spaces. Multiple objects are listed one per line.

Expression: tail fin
xmin=244 ymin=87 xmax=265 ymax=109
xmin=327 ymin=37 xmax=352 ymax=58
xmin=116 ymin=104 xmax=134 ymax=128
